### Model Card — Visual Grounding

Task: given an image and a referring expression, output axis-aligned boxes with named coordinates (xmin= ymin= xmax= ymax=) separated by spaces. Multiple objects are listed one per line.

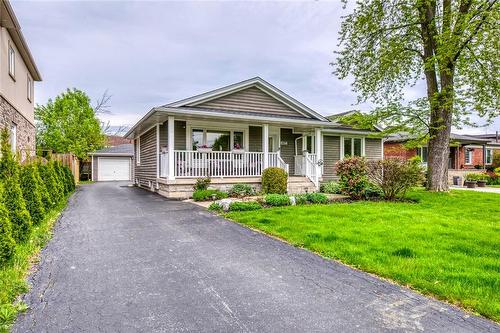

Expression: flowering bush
xmin=367 ymin=158 xmax=424 ymax=200
xmin=335 ymin=157 xmax=368 ymax=200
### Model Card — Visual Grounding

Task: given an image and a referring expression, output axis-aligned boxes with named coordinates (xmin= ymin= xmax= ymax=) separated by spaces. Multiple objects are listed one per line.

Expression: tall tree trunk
xmin=427 ymin=71 xmax=454 ymax=191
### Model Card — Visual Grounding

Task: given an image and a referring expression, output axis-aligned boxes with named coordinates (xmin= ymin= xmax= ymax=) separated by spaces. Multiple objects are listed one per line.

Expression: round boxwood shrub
xmin=264 ymin=194 xmax=290 ymax=207
xmin=0 ymin=184 xmax=16 ymax=265
xmin=20 ymin=164 xmax=46 ymax=225
xmin=262 ymin=167 xmax=288 ymax=194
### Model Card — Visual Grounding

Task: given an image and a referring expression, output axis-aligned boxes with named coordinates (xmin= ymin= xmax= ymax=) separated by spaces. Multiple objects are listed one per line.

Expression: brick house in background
xmin=384 ymin=132 xmax=500 ymax=176
xmin=106 ymin=135 xmax=132 ymax=147
xmin=0 ymin=0 xmax=41 ymax=158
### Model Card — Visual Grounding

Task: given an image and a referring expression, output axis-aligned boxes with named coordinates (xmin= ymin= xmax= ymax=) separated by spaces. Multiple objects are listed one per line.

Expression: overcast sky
xmin=12 ymin=1 xmax=499 ymax=134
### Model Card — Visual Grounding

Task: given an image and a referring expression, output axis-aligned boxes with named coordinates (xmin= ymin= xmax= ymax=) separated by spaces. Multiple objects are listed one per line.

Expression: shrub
xmin=192 ymin=189 xmax=228 ymax=201
xmin=229 ymin=184 xmax=254 ymax=197
xmin=305 ymin=193 xmax=329 ymax=204
xmin=0 ymin=129 xmax=32 ymax=243
xmin=194 ymin=178 xmax=211 ymax=191
xmin=0 ymin=184 xmax=15 ymax=265
xmin=265 ymin=194 xmax=290 ymax=206
xmin=262 ymin=167 xmax=287 ymax=194
xmin=364 ymin=183 xmax=383 ymax=198
xmin=487 ymin=168 xmax=500 ymax=185
xmin=465 ymin=173 xmax=481 ymax=181
xmin=20 ymin=164 xmax=45 ymax=225
xmin=38 ymin=163 xmax=60 ymax=207
xmin=367 ymin=158 xmax=424 ymax=200
xmin=208 ymin=202 xmax=223 ymax=212
xmin=493 ymin=151 xmax=500 ymax=168
xmin=294 ymin=194 xmax=309 ymax=205
xmin=229 ymin=201 xmax=262 ymax=211
xmin=52 ymin=161 xmax=67 ymax=195
xmin=335 ymin=156 xmax=368 ymax=200
xmin=63 ymin=166 xmax=76 ymax=192
xmin=320 ymin=181 xmax=341 ymax=194
xmin=33 ymin=163 xmax=52 ymax=210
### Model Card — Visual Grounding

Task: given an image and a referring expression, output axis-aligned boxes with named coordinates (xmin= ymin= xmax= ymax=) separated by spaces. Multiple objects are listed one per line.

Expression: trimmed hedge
xmin=34 ymin=162 xmax=53 ymax=210
xmin=262 ymin=167 xmax=288 ymax=194
xmin=20 ymin=164 xmax=46 ymax=225
xmin=0 ymin=184 xmax=15 ymax=264
xmin=38 ymin=163 xmax=61 ymax=207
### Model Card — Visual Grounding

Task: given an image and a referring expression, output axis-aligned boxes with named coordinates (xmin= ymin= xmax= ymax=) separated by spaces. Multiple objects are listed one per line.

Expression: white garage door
xmin=98 ymin=157 xmax=131 ymax=181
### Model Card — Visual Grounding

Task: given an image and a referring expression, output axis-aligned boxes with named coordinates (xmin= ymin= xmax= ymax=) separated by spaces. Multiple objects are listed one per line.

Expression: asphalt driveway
xmin=14 ymin=182 xmax=499 ymax=332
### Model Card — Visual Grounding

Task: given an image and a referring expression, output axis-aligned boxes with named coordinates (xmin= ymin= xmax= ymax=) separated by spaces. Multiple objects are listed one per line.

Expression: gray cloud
xmin=12 ymin=0 xmax=499 ymax=134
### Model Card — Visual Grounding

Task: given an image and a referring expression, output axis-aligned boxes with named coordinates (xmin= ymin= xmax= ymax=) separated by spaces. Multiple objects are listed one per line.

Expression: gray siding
xmin=365 ymin=138 xmax=382 ymax=160
xmin=158 ymin=120 xmax=186 ymax=150
xmin=280 ymin=128 xmax=300 ymax=175
xmin=135 ymin=127 xmax=157 ymax=187
xmin=191 ymin=87 xmax=310 ymax=118
xmin=92 ymin=156 xmax=98 ymax=181
xmin=322 ymin=135 xmax=341 ymax=180
xmin=249 ymin=126 xmax=262 ymax=152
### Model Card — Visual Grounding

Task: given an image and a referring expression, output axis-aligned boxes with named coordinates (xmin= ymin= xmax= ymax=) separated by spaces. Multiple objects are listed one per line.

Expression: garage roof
xmin=91 ymin=144 xmax=134 ymax=156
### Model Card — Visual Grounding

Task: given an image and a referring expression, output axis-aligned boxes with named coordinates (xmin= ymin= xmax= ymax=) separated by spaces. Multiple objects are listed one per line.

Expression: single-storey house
xmin=90 ymin=144 xmax=134 ymax=181
xmin=384 ymin=132 xmax=500 ymax=183
xmin=124 ymin=77 xmax=383 ymax=198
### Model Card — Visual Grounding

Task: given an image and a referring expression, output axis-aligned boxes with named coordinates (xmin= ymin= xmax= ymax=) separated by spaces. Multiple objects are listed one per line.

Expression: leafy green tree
xmin=35 ymin=89 xmax=106 ymax=159
xmin=334 ymin=0 xmax=499 ymax=191
xmin=20 ymin=164 xmax=45 ymax=225
xmin=0 ymin=130 xmax=32 ymax=242
xmin=0 ymin=183 xmax=16 ymax=265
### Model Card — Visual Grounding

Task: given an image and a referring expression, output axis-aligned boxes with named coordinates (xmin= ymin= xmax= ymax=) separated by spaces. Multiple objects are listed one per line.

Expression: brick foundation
xmin=0 ymin=95 xmax=35 ymax=160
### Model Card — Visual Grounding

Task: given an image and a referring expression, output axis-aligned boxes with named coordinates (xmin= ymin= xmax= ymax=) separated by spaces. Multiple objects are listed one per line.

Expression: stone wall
xmin=0 ymin=95 xmax=35 ymax=160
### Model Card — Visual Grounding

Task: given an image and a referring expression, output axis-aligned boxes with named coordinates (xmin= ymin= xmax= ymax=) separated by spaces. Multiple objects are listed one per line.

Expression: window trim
xmin=340 ymin=136 xmax=365 ymax=159
xmin=10 ymin=123 xmax=17 ymax=153
xmin=27 ymin=75 xmax=33 ymax=102
xmin=416 ymin=146 xmax=429 ymax=164
xmin=464 ymin=149 xmax=473 ymax=165
xmin=8 ymin=42 xmax=15 ymax=80
xmin=135 ymin=136 xmax=141 ymax=165
xmin=485 ymin=148 xmax=493 ymax=165
xmin=186 ymin=124 xmax=249 ymax=151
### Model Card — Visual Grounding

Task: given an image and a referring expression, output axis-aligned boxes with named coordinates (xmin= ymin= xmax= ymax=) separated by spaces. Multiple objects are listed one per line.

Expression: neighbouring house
xmin=89 ymin=144 xmax=134 ymax=181
xmin=0 ymin=0 xmax=41 ymax=159
xmin=106 ymin=134 xmax=132 ymax=146
xmin=125 ymin=77 xmax=383 ymax=198
xmin=384 ymin=132 xmax=500 ymax=184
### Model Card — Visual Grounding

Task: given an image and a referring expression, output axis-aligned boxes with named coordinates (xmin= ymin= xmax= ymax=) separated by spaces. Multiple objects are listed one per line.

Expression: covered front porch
xmin=155 ymin=115 xmax=323 ymax=188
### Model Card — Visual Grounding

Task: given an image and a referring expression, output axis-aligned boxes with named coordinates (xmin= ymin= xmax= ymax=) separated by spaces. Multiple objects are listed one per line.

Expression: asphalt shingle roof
xmin=92 ymin=144 xmax=134 ymax=156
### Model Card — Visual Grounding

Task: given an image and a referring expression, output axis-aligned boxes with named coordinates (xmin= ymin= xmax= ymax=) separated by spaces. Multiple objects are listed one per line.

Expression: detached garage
xmin=90 ymin=144 xmax=134 ymax=181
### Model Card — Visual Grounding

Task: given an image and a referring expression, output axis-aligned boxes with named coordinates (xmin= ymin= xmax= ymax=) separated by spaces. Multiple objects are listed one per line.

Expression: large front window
xmin=191 ymin=129 xmax=243 ymax=151
xmin=343 ymin=137 xmax=363 ymax=157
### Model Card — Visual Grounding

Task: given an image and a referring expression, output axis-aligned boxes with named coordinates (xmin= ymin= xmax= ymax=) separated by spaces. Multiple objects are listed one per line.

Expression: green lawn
xmin=226 ymin=190 xmax=500 ymax=321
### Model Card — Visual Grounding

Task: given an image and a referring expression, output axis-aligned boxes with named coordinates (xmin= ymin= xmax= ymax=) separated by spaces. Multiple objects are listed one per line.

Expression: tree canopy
xmin=334 ymin=0 xmax=499 ymax=190
xmin=35 ymin=89 xmax=106 ymax=159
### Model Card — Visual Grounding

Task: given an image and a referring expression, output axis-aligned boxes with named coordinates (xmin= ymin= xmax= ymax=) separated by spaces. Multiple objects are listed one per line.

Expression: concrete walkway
xmin=451 ymin=186 xmax=500 ymax=193
xmin=14 ymin=182 xmax=499 ymax=332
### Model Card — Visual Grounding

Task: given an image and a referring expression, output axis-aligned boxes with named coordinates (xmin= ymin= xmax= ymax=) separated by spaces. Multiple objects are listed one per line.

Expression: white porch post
xmin=262 ymin=124 xmax=269 ymax=170
xmin=167 ymin=116 xmax=175 ymax=180
xmin=156 ymin=123 xmax=160 ymax=178
xmin=315 ymin=128 xmax=322 ymax=183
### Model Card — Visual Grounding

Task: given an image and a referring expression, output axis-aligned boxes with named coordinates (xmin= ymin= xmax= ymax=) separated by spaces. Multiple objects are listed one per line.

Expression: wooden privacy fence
xmin=52 ymin=153 xmax=80 ymax=184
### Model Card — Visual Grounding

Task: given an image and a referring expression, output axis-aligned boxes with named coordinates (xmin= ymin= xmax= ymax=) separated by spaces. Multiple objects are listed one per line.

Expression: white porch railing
xmin=303 ymin=152 xmax=319 ymax=189
xmin=160 ymin=151 xmax=287 ymax=178
xmin=294 ymin=154 xmax=317 ymax=176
